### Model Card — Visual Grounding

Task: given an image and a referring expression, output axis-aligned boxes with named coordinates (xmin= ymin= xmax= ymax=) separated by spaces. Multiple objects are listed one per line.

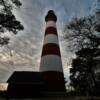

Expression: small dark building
xmin=7 ymin=71 xmax=45 ymax=98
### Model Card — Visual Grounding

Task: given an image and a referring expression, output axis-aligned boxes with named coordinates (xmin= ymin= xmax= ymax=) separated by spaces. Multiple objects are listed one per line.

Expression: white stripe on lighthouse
xmin=46 ymin=21 xmax=56 ymax=28
xmin=44 ymin=34 xmax=59 ymax=45
xmin=40 ymin=55 xmax=63 ymax=72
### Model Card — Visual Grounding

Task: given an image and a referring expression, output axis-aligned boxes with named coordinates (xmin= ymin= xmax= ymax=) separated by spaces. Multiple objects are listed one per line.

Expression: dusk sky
xmin=0 ymin=0 xmax=95 ymax=83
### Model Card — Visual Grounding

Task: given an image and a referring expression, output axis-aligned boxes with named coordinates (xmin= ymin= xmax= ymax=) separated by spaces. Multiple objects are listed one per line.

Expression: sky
xmin=0 ymin=0 xmax=95 ymax=83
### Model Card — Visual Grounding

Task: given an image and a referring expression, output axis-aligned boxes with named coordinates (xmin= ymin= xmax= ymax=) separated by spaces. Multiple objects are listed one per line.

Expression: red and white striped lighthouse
xmin=40 ymin=10 xmax=65 ymax=92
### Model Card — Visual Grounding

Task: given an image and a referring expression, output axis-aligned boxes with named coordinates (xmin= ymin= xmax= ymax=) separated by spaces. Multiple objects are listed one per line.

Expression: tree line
xmin=64 ymin=2 xmax=100 ymax=96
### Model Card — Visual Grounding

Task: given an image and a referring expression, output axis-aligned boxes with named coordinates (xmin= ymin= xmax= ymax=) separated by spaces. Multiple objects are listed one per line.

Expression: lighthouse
xmin=40 ymin=10 xmax=65 ymax=92
xmin=7 ymin=10 xmax=66 ymax=99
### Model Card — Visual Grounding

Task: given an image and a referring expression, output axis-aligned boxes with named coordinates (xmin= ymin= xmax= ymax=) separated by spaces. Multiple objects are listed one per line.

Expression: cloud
xmin=0 ymin=0 xmax=94 ymax=82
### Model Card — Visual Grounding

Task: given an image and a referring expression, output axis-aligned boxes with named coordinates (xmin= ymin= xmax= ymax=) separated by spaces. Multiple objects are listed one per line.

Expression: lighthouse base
xmin=43 ymin=71 xmax=66 ymax=92
xmin=7 ymin=71 xmax=66 ymax=99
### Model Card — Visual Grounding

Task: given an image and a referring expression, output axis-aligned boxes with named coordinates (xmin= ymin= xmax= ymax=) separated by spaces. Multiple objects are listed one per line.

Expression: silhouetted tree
xmin=64 ymin=16 xmax=100 ymax=96
xmin=0 ymin=0 xmax=23 ymax=45
xmin=64 ymin=16 xmax=100 ymax=51
xmin=70 ymin=48 xmax=100 ymax=96
xmin=0 ymin=90 xmax=6 ymax=97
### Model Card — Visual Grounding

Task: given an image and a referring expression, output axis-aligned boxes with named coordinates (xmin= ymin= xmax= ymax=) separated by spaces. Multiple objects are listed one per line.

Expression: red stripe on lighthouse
xmin=42 ymin=43 xmax=61 ymax=56
xmin=45 ymin=27 xmax=57 ymax=36
xmin=45 ymin=16 xmax=57 ymax=22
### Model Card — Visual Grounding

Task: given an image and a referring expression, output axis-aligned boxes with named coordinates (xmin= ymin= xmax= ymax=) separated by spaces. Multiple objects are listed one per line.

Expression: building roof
xmin=7 ymin=71 xmax=44 ymax=84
